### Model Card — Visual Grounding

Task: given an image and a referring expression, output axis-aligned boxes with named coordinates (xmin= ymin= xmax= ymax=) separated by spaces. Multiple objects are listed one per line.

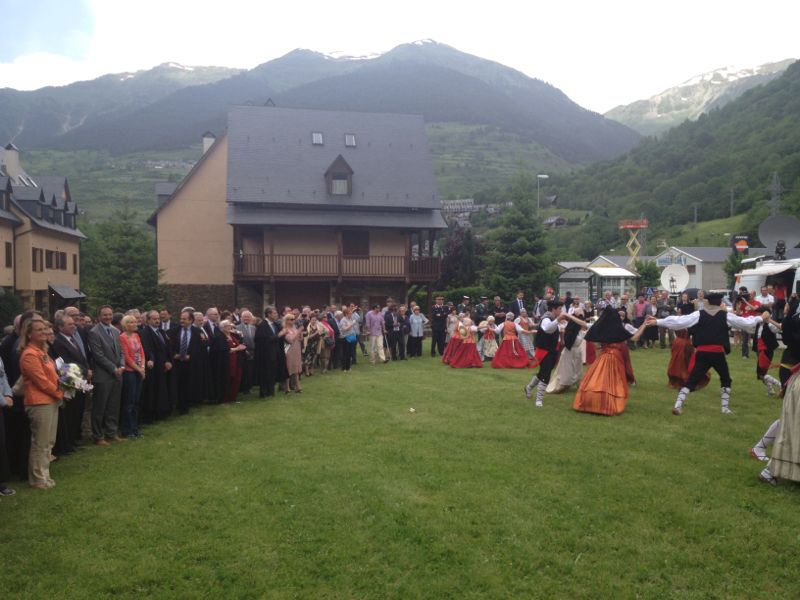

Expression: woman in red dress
xmin=492 ymin=312 xmax=531 ymax=369
xmin=573 ymin=307 xmax=646 ymax=416
xmin=449 ymin=319 xmax=484 ymax=368
xmin=667 ymin=329 xmax=709 ymax=390
xmin=441 ymin=315 xmax=463 ymax=365
xmin=222 ymin=320 xmax=247 ymax=403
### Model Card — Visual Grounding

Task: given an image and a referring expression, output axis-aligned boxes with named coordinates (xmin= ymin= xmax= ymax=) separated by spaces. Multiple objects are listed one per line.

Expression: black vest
xmin=753 ymin=322 xmax=779 ymax=353
xmin=690 ymin=310 xmax=730 ymax=354
xmin=534 ymin=313 xmax=559 ymax=351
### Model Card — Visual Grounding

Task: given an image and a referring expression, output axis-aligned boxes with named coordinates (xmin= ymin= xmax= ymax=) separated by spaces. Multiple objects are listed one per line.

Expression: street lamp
xmin=536 ymin=174 xmax=549 ymax=215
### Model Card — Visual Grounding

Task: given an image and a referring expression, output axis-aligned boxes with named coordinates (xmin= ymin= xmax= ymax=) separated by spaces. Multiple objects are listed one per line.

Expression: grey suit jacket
xmin=88 ymin=323 xmax=124 ymax=382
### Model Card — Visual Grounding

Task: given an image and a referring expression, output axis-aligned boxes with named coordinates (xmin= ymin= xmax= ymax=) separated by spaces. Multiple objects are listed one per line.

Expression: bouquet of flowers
xmin=55 ymin=358 xmax=93 ymax=399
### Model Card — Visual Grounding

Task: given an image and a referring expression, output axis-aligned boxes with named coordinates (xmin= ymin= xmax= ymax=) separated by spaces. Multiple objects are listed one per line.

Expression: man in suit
xmin=62 ymin=306 xmax=93 ymax=437
xmin=430 ymin=296 xmax=449 ymax=357
xmin=140 ymin=310 xmax=172 ymax=422
xmin=50 ymin=313 xmax=89 ymax=448
xmin=202 ymin=307 xmax=229 ymax=404
xmin=254 ymin=306 xmax=287 ymax=397
xmin=87 ymin=305 xmax=125 ymax=446
xmin=159 ymin=309 xmax=176 ymax=334
xmin=169 ymin=309 xmax=204 ymax=414
xmin=236 ymin=310 xmax=256 ymax=395
xmin=509 ymin=291 xmax=526 ymax=318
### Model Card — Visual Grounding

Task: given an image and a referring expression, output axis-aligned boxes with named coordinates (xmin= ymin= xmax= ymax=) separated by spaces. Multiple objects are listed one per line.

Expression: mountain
xmin=0 ymin=63 xmax=241 ymax=148
xmin=552 ymin=59 xmax=800 ymax=258
xmin=605 ymin=59 xmax=795 ymax=136
xmin=2 ymin=41 xmax=640 ymax=168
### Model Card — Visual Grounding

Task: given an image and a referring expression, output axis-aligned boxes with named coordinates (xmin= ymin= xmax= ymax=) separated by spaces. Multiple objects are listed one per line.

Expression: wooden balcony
xmin=234 ymin=254 xmax=440 ymax=281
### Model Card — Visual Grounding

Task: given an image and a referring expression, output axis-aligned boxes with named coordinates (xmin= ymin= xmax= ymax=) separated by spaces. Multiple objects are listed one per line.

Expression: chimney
xmin=202 ymin=131 xmax=216 ymax=155
xmin=2 ymin=143 xmax=21 ymax=180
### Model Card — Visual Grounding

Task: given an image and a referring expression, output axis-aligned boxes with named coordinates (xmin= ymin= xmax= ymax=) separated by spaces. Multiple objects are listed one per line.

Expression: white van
xmin=735 ymin=257 xmax=800 ymax=298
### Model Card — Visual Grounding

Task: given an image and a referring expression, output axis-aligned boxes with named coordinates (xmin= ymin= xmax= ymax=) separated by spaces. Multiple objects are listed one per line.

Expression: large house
xmin=0 ymin=144 xmax=85 ymax=314
xmin=149 ymin=106 xmax=446 ymax=311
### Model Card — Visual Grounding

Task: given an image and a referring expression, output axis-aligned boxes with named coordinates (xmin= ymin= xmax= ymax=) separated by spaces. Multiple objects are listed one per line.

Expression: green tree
xmin=80 ymin=205 xmax=164 ymax=312
xmin=482 ymin=174 xmax=552 ymax=297
xmin=438 ymin=227 xmax=484 ymax=288
xmin=723 ymin=249 xmax=745 ymax=289
xmin=634 ymin=260 xmax=661 ymax=290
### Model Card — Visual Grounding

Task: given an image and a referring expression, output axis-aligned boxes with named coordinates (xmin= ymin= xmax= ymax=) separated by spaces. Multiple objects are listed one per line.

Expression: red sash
xmin=688 ymin=345 xmax=725 ymax=373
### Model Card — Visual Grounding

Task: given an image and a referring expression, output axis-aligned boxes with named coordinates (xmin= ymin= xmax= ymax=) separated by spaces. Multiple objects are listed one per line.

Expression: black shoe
xmin=0 ymin=486 xmax=15 ymax=496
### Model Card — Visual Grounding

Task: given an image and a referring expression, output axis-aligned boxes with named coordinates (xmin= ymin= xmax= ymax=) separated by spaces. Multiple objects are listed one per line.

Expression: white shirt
xmin=755 ymin=294 xmax=775 ymax=306
xmin=538 ymin=316 xmax=559 ymax=334
xmin=657 ymin=311 xmax=762 ymax=333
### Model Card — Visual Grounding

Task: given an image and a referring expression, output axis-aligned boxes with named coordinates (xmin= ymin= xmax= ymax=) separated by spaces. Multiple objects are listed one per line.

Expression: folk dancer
xmin=666 ymin=329 xmax=710 ymax=390
xmin=477 ymin=316 xmax=499 ymax=362
xmin=492 ymin=313 xmax=531 ymax=369
xmin=448 ymin=318 xmax=483 ymax=368
xmin=752 ymin=298 xmax=800 ymax=483
xmin=572 ymin=307 xmax=646 ymax=416
xmin=515 ymin=309 xmax=536 ymax=359
xmin=548 ymin=309 xmax=589 ymax=394
xmin=524 ymin=301 xmax=565 ymax=407
xmin=646 ymin=292 xmax=767 ymax=416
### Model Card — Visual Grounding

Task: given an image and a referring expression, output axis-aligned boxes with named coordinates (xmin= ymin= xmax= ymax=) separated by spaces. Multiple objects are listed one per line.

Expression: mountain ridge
xmin=605 ymin=59 xmax=796 ymax=136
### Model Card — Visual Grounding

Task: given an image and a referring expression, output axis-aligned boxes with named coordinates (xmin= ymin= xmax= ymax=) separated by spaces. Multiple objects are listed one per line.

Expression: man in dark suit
xmin=236 ymin=310 xmax=256 ymax=395
xmin=159 ymin=309 xmax=177 ymax=334
xmin=51 ymin=313 xmax=89 ymax=448
xmin=202 ymin=307 xmax=229 ymax=404
xmin=492 ymin=296 xmax=507 ymax=324
xmin=169 ymin=309 xmax=205 ymax=414
xmin=254 ymin=306 xmax=287 ymax=397
xmin=87 ymin=305 xmax=125 ymax=446
xmin=140 ymin=310 xmax=172 ymax=422
xmin=430 ymin=295 xmax=448 ymax=357
xmin=325 ymin=305 xmax=341 ymax=370
xmin=509 ymin=291 xmax=526 ymax=318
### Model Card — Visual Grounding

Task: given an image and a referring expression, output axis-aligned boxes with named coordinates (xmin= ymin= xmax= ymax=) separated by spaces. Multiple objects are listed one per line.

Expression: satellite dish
xmin=758 ymin=215 xmax=800 ymax=259
xmin=660 ymin=265 xmax=690 ymax=294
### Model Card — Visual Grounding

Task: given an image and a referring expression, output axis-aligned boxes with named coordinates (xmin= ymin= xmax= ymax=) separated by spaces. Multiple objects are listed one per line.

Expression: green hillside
xmin=428 ymin=123 xmax=572 ymax=198
xmin=548 ymin=61 xmax=800 ymax=258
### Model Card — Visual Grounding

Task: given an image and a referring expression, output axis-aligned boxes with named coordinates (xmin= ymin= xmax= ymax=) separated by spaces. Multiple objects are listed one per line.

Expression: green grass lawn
xmin=3 ymin=346 xmax=796 ymax=599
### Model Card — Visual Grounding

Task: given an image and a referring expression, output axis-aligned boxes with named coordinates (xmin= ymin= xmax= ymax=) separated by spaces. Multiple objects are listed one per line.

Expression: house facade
xmin=0 ymin=144 xmax=85 ymax=314
xmin=150 ymin=106 xmax=446 ymax=312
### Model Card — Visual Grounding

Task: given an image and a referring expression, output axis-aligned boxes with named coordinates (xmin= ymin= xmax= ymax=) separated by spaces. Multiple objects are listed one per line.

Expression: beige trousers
xmin=26 ymin=402 xmax=60 ymax=486
xmin=369 ymin=335 xmax=386 ymax=364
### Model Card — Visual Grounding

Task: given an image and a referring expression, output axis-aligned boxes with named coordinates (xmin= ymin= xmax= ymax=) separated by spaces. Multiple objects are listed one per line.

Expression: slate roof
xmin=226 ymin=106 xmax=441 ymax=212
xmin=0 ymin=177 xmax=22 ymax=225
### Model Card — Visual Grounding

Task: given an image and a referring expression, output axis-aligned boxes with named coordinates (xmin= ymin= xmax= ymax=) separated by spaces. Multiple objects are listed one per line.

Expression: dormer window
xmin=331 ymin=175 xmax=348 ymax=195
xmin=311 ymin=132 xmax=324 ymax=146
xmin=344 ymin=133 xmax=356 ymax=148
xmin=324 ymin=155 xmax=354 ymax=197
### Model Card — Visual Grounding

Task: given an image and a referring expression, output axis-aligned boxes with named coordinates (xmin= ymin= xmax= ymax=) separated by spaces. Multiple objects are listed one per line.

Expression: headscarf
xmin=584 ymin=306 xmax=633 ymax=344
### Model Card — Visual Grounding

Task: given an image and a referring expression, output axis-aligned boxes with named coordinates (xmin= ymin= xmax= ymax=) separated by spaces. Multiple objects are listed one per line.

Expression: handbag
xmin=345 ymin=333 xmax=357 ymax=343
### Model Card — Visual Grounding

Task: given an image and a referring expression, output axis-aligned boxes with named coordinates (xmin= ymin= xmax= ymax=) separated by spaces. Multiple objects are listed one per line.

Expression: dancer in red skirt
xmin=441 ymin=315 xmax=463 ymax=365
xmin=492 ymin=312 xmax=531 ymax=369
xmin=667 ymin=329 xmax=710 ymax=390
xmin=449 ymin=318 xmax=483 ymax=368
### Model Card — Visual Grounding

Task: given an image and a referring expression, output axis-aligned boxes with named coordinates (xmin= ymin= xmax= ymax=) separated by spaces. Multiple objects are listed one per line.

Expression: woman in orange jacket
xmin=20 ymin=318 xmax=64 ymax=489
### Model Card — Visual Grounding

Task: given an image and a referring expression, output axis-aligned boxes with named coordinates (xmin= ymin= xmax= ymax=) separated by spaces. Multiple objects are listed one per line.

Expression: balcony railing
xmin=234 ymin=254 xmax=440 ymax=280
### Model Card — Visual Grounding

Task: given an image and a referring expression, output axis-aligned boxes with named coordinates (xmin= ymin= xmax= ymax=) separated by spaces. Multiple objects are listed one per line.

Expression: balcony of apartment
xmin=233 ymin=253 xmax=440 ymax=282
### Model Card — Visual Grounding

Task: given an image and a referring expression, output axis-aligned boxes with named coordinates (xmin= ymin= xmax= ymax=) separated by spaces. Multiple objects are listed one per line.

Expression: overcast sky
xmin=1 ymin=0 xmax=798 ymax=113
